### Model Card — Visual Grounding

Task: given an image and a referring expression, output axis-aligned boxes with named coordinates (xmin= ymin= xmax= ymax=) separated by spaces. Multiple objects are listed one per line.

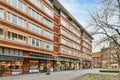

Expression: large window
xmin=7 ymin=12 xmax=26 ymax=28
xmin=29 ymin=0 xmax=41 ymax=8
xmin=28 ymin=23 xmax=42 ymax=34
xmin=44 ymin=30 xmax=53 ymax=39
xmin=29 ymin=60 xmax=39 ymax=73
xmin=61 ymin=38 xmax=66 ymax=44
xmin=0 ymin=28 xmax=3 ymax=38
xmin=43 ymin=18 xmax=53 ymax=29
xmin=61 ymin=29 xmax=67 ymax=35
xmin=7 ymin=31 xmax=26 ymax=43
xmin=43 ymin=5 xmax=53 ymax=17
xmin=61 ymin=19 xmax=67 ymax=27
xmin=0 ymin=8 xmax=4 ymax=19
xmin=61 ymin=47 xmax=67 ymax=54
xmin=7 ymin=0 xmax=26 ymax=13
xmin=28 ymin=8 xmax=42 ymax=22
xmin=28 ymin=37 xmax=41 ymax=47
xmin=43 ymin=42 xmax=53 ymax=50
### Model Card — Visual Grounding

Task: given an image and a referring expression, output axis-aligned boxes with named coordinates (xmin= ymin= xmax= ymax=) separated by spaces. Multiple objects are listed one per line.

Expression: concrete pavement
xmin=0 ymin=68 xmax=118 ymax=80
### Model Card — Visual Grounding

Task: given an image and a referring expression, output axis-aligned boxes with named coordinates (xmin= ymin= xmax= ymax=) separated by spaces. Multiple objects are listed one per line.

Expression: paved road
xmin=0 ymin=68 xmax=118 ymax=80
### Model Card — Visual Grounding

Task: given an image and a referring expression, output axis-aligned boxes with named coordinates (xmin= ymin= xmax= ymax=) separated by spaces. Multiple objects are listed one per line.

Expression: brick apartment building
xmin=0 ymin=0 xmax=93 ymax=76
xmin=92 ymin=42 xmax=119 ymax=68
xmin=92 ymin=52 xmax=102 ymax=68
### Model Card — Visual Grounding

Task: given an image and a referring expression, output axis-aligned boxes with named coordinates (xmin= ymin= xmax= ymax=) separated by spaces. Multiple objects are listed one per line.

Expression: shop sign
xmin=0 ymin=56 xmax=23 ymax=61
xmin=30 ymin=52 xmax=54 ymax=59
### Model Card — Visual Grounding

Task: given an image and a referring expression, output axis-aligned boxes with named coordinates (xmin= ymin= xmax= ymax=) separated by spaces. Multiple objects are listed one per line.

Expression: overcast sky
xmin=58 ymin=0 xmax=103 ymax=52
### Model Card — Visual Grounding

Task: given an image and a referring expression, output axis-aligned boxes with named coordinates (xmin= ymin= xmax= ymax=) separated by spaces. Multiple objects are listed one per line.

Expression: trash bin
xmin=46 ymin=69 xmax=50 ymax=75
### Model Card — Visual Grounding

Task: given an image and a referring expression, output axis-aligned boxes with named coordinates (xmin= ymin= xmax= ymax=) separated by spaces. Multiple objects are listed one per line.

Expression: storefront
xmin=29 ymin=60 xmax=39 ymax=73
xmin=57 ymin=57 xmax=80 ymax=71
xmin=82 ymin=60 xmax=92 ymax=69
xmin=29 ymin=52 xmax=54 ymax=73
xmin=0 ymin=56 xmax=23 ymax=76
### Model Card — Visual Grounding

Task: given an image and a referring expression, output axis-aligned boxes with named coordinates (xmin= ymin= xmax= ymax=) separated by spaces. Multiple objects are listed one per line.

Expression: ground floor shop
xmin=29 ymin=59 xmax=54 ymax=73
xmin=56 ymin=57 xmax=80 ymax=71
xmin=82 ymin=60 xmax=92 ymax=69
xmin=0 ymin=47 xmax=81 ymax=76
xmin=0 ymin=56 xmax=23 ymax=76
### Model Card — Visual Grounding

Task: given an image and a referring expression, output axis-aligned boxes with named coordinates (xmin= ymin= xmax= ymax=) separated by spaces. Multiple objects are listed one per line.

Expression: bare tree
xmin=89 ymin=0 xmax=120 ymax=68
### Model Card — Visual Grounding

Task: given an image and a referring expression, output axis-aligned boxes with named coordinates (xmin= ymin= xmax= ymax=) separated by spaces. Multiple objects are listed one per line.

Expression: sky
xmin=58 ymin=0 xmax=101 ymax=52
xmin=58 ymin=0 xmax=98 ymax=27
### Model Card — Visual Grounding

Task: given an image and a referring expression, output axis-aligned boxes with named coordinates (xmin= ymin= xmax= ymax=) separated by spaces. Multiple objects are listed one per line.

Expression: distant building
xmin=92 ymin=52 xmax=102 ymax=68
xmin=92 ymin=41 xmax=119 ymax=68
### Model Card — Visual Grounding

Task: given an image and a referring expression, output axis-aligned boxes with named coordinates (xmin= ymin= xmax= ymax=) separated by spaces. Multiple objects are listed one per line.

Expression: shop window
xmin=29 ymin=60 xmax=39 ymax=73
xmin=0 ymin=8 xmax=4 ymax=19
xmin=0 ymin=28 xmax=3 ymax=38
xmin=40 ymin=60 xmax=47 ymax=72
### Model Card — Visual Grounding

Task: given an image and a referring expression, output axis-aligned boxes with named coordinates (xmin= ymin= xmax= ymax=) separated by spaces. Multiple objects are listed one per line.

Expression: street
xmin=0 ymin=68 xmax=118 ymax=80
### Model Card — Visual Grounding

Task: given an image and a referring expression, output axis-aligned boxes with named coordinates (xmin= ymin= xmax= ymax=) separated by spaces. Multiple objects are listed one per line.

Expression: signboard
xmin=0 ymin=56 xmax=23 ymax=61
xmin=29 ymin=52 xmax=54 ymax=59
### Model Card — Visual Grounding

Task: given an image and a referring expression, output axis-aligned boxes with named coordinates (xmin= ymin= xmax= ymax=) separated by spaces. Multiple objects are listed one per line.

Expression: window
xmin=43 ymin=42 xmax=53 ymax=50
xmin=7 ymin=0 xmax=26 ymax=13
xmin=61 ymin=38 xmax=66 ymax=44
xmin=12 ymin=14 xmax=17 ymax=25
xmin=43 ymin=5 xmax=53 ymax=17
xmin=44 ymin=30 xmax=53 ymax=39
xmin=0 ymin=8 xmax=4 ymax=19
xmin=68 ymin=50 xmax=72 ymax=55
xmin=28 ymin=37 xmax=41 ymax=47
xmin=0 ymin=28 xmax=3 ymax=38
xmin=43 ymin=18 xmax=53 ymax=28
xmin=29 ymin=0 xmax=41 ymax=8
xmin=61 ymin=19 xmax=66 ymax=26
xmin=28 ymin=23 xmax=42 ymax=34
xmin=7 ymin=31 xmax=26 ymax=43
xmin=28 ymin=8 xmax=42 ymax=22
xmin=61 ymin=29 xmax=67 ymax=35
xmin=68 ymin=41 xmax=72 ymax=47
xmin=61 ymin=47 xmax=67 ymax=54
xmin=7 ymin=12 xmax=26 ymax=28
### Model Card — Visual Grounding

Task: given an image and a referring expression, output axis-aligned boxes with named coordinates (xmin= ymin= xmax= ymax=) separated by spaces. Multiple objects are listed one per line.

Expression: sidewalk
xmin=0 ymin=69 xmax=118 ymax=80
